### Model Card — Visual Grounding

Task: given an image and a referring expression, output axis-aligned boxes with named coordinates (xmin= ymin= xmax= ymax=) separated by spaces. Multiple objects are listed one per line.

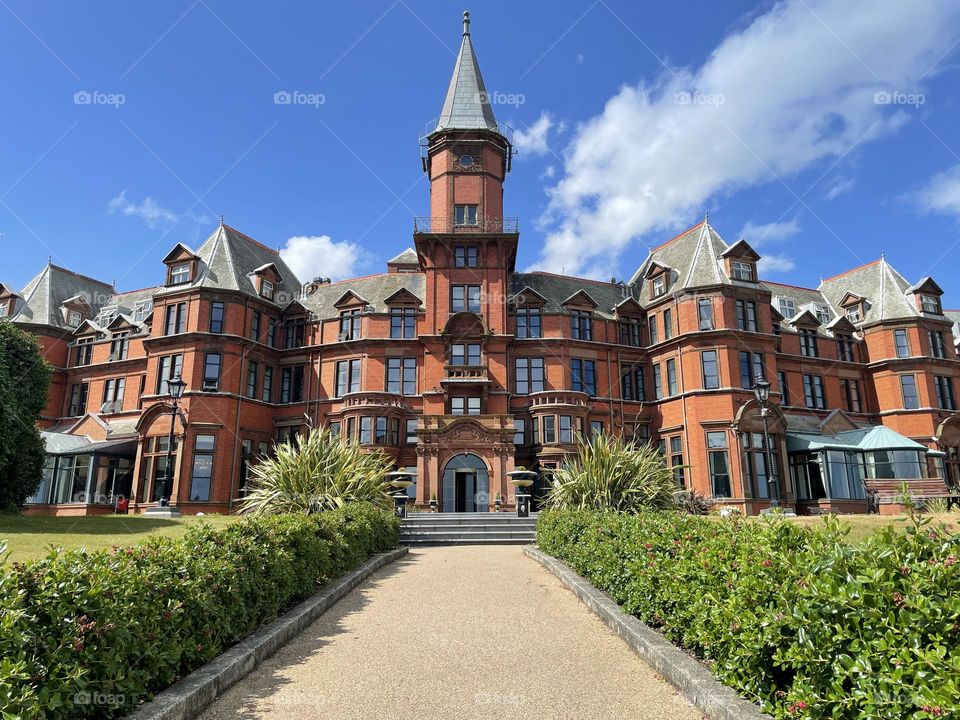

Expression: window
xmin=262 ymin=366 xmax=274 ymax=403
xmin=267 ymin=318 xmax=277 ymax=347
xmin=250 ymin=310 xmax=261 ymax=341
xmin=513 ymin=418 xmax=526 ymax=446
xmin=799 ymin=329 xmax=819 ymax=357
xmin=202 ymin=353 xmax=221 ymax=392
xmin=359 ymin=417 xmax=372 ymax=444
xmin=570 ymin=310 xmax=593 ymax=340
xmin=209 ymin=301 xmax=225 ymax=333
xmin=864 ymin=450 xmax=924 ymax=481
xmin=96 ymin=306 xmax=116 ymax=326
xmin=735 ymin=299 xmax=758 ymax=332
xmin=451 ymin=397 xmax=480 ymax=415
xmin=454 ymin=204 xmax=478 ymax=226
xmin=386 ymin=357 xmax=417 ymax=395
xmin=451 ymin=343 xmax=481 ymax=366
xmin=189 ymin=435 xmax=215 ymax=501
xmin=621 ymin=365 xmax=646 ymax=401
xmin=803 ymin=374 xmax=826 ymax=409
xmin=68 ymin=310 xmax=83 ymax=327
xmin=454 ymin=245 xmax=479 ymax=267
xmin=620 ymin=319 xmax=642 ymax=346
xmin=778 ymin=298 xmax=796 ymax=318
xmin=406 ymin=418 xmax=418 ymax=444
xmin=284 ymin=318 xmax=306 ymax=348
xmin=260 ymin=279 xmax=275 ymax=301
xmin=836 ymin=334 xmax=855 ymax=362
xmin=559 ymin=415 xmax=574 ymax=443
xmin=590 ymin=420 xmax=604 ymax=437
xmin=813 ymin=303 xmax=831 ymax=324
xmin=707 ymin=431 xmax=731 ymax=497
xmin=156 ymin=354 xmax=183 ymax=395
xmin=731 ymin=261 xmax=754 ymax=281
xmin=542 ymin=415 xmax=556 ymax=443
xmin=345 ymin=418 xmax=356 ymax=444
xmin=894 ymin=329 xmax=910 ymax=358
xmin=280 ymin=366 xmax=305 ymax=403
xmin=739 ymin=352 xmax=764 ymax=389
xmin=164 ymin=302 xmax=186 ymax=335
xmin=335 ymin=359 xmax=361 ymax=397
xmin=390 ymin=308 xmax=416 ymax=339
xmin=389 ymin=418 xmax=400 ymax=446
xmin=929 ymin=330 xmax=947 ymax=359
xmin=663 ymin=309 xmax=673 ymax=340
xmin=701 ymin=350 xmax=719 ymax=390
xmin=451 ymin=285 xmax=481 ymax=313
xmin=67 ymin=382 xmax=89 ymax=416
xmin=666 ymin=358 xmax=678 ymax=396
xmin=921 ymin=295 xmax=940 ymax=314
xmin=825 ymin=450 xmax=866 ymax=499
xmin=670 ymin=436 xmax=685 ymax=486
xmin=72 ymin=338 xmax=93 ymax=367
xmin=101 ymin=377 xmax=125 ymax=413
xmin=742 ymin=432 xmax=780 ymax=499
xmin=169 ymin=264 xmax=190 ymax=285
xmin=571 ymin=358 xmax=597 ymax=396
xmin=653 ymin=364 xmax=663 ymax=400
xmin=935 ymin=376 xmax=957 ymax=411
xmin=515 ymin=357 xmax=545 ymax=394
xmin=652 ymin=275 xmax=666 ymax=298
xmin=139 ymin=435 xmax=178 ymax=502
xmin=698 ymin=299 xmax=714 ymax=330
xmin=132 ymin=301 xmax=152 ymax=323
xmin=841 ymin=378 xmax=862 ymax=413
xmin=107 ymin=332 xmax=128 ymax=362
xmin=375 ymin=416 xmax=388 ymax=444
xmin=515 ymin=308 xmax=542 ymax=339
xmin=246 ymin=361 xmax=258 ymax=399
xmin=846 ymin=306 xmax=862 ymax=323
xmin=648 ymin=315 xmax=659 ymax=345
xmin=339 ymin=309 xmax=361 ymax=341
xmin=778 ymin=371 xmax=790 ymax=406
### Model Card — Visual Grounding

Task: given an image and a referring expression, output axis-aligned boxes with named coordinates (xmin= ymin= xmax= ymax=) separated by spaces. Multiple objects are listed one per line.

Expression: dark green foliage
xmin=0 ymin=322 xmax=52 ymax=512
xmin=537 ymin=509 xmax=960 ymax=719
xmin=0 ymin=504 xmax=399 ymax=718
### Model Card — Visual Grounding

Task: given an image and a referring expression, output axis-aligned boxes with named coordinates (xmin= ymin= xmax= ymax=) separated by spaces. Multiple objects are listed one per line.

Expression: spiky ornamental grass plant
xmin=239 ymin=426 xmax=393 ymax=515
xmin=542 ymin=433 xmax=679 ymax=512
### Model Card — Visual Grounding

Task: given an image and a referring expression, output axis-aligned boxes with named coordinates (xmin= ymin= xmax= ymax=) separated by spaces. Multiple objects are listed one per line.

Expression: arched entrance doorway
xmin=441 ymin=453 xmax=489 ymax=512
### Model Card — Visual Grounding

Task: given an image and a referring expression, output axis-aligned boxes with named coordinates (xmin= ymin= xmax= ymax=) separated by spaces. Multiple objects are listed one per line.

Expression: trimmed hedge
xmin=0 ymin=504 xmax=399 ymax=718
xmin=537 ymin=510 xmax=960 ymax=719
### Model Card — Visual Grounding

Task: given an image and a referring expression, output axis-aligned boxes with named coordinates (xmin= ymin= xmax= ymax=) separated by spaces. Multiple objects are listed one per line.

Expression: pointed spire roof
xmin=434 ymin=11 xmax=499 ymax=133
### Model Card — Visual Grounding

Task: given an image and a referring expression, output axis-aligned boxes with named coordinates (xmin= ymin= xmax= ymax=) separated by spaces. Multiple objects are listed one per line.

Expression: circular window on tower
xmin=458 ymin=154 xmax=475 ymax=167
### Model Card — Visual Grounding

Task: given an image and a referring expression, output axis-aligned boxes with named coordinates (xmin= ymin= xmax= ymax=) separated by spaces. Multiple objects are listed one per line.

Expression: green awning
xmin=786 ymin=425 xmax=929 ymax=454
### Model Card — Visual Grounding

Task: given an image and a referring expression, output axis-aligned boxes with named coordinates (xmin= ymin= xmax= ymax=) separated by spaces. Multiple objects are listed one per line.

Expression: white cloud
xmin=540 ymin=165 xmax=556 ymax=181
xmin=279 ymin=235 xmax=373 ymax=282
xmin=513 ymin=112 xmax=553 ymax=157
xmin=534 ymin=0 xmax=960 ymax=277
xmin=738 ymin=219 xmax=801 ymax=246
xmin=107 ymin=190 xmax=177 ymax=227
xmin=824 ymin=176 xmax=856 ymax=200
xmin=911 ymin=164 xmax=960 ymax=217
xmin=759 ymin=254 xmax=796 ymax=273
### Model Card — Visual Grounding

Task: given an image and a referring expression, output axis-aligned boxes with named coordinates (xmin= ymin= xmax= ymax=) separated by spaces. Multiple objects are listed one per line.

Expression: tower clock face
xmin=458 ymin=154 xmax=474 ymax=167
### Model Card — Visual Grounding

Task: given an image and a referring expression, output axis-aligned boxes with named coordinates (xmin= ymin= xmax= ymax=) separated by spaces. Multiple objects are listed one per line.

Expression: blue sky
xmin=2 ymin=0 xmax=960 ymax=301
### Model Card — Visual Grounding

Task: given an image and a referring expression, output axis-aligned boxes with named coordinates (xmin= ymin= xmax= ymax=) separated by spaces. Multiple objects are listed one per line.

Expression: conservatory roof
xmin=785 ymin=426 xmax=928 ymax=454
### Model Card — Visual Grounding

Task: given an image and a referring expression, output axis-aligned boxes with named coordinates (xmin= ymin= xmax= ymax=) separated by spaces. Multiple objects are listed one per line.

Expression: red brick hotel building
xmin=3 ymin=14 xmax=960 ymax=516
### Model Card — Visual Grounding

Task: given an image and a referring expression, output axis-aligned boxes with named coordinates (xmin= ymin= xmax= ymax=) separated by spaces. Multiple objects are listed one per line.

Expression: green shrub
xmin=0 ymin=504 xmax=399 ymax=718
xmin=239 ymin=426 xmax=393 ymax=515
xmin=542 ymin=434 xmax=677 ymax=512
xmin=537 ymin=509 xmax=960 ymax=719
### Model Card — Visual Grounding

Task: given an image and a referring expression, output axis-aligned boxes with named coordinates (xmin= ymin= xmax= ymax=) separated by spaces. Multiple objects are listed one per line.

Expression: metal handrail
xmin=413 ymin=217 xmax=519 ymax=233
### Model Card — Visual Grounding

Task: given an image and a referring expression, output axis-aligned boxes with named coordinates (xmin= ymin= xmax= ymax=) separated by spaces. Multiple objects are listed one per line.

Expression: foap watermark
xmin=74 ymin=90 xmax=126 ymax=108
xmin=274 ymin=90 xmax=325 ymax=108
xmin=73 ymin=691 xmax=126 ymax=709
xmin=476 ymin=90 xmax=525 ymax=108
xmin=874 ymin=90 xmax=925 ymax=107
xmin=674 ymin=90 xmax=725 ymax=107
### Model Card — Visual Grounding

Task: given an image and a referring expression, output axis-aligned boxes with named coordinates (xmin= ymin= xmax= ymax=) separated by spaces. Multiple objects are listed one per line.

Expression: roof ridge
xmin=222 ymin=223 xmax=279 ymax=255
xmin=763 ymin=280 xmax=820 ymax=292
xmin=520 ymin=270 xmax=619 ymax=288
xmin=819 ymin=258 xmax=882 ymax=284
xmin=649 ymin=220 xmax=706 ymax=254
xmin=48 ymin=263 xmax=114 ymax=288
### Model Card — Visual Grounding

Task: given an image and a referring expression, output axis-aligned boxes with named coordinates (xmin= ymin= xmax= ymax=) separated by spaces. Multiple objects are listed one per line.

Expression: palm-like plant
xmin=239 ymin=426 xmax=393 ymax=515
xmin=542 ymin=433 xmax=678 ymax=512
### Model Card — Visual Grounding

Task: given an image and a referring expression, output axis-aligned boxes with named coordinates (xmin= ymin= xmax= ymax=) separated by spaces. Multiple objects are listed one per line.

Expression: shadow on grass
xmin=0 ymin=514 xmax=184 ymax=536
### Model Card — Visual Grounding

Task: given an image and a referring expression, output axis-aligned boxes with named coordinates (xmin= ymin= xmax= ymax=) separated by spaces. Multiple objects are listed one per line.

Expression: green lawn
xmin=0 ymin=514 xmax=240 ymax=564
xmin=779 ymin=512 xmax=959 ymax=542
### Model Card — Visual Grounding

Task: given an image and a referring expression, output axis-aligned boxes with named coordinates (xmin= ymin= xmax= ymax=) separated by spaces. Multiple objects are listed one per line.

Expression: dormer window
xmin=454 ymin=205 xmax=478 ymax=226
xmin=261 ymin=279 xmax=275 ymax=301
xmin=846 ymin=307 xmax=862 ymax=323
xmin=132 ymin=301 xmax=152 ymax=323
xmin=731 ymin=261 xmax=754 ymax=281
xmin=96 ymin=307 xmax=117 ymax=326
xmin=68 ymin=310 xmax=83 ymax=327
xmin=652 ymin=275 xmax=666 ymax=298
xmin=921 ymin=295 xmax=941 ymax=314
xmin=812 ymin=303 xmax=831 ymax=324
xmin=0 ymin=304 xmax=8 ymax=319
xmin=778 ymin=298 xmax=796 ymax=318
xmin=169 ymin=264 xmax=190 ymax=285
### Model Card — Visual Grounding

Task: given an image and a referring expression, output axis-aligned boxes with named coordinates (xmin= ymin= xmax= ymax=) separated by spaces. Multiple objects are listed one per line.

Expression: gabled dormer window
xmin=132 ymin=301 xmax=152 ymax=323
xmin=731 ymin=261 xmax=755 ymax=281
xmin=261 ymin=279 xmax=275 ymax=301
xmin=778 ymin=298 xmax=796 ymax=318
xmin=96 ymin=307 xmax=117 ymax=326
xmin=846 ymin=306 xmax=862 ymax=323
xmin=652 ymin=275 xmax=666 ymax=298
xmin=169 ymin=264 xmax=191 ymax=285
xmin=68 ymin=310 xmax=83 ymax=327
xmin=921 ymin=295 xmax=941 ymax=314
xmin=812 ymin=303 xmax=831 ymax=324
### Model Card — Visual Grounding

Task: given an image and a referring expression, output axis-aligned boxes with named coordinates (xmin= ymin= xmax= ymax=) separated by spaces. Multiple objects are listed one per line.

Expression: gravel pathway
xmin=198 ymin=546 xmax=701 ymax=720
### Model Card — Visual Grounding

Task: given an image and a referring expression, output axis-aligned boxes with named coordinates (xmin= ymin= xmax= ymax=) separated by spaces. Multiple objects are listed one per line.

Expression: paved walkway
xmin=199 ymin=546 xmax=700 ymax=720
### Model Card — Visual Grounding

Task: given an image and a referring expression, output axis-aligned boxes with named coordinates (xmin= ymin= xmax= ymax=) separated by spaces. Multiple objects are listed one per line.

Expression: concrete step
xmin=401 ymin=519 xmax=537 ymax=527
xmin=402 ymin=537 xmax=534 ymax=545
xmin=400 ymin=512 xmax=538 ymax=545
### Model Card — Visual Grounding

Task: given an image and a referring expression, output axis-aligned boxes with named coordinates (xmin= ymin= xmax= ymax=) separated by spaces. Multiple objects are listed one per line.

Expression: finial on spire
xmin=704 ymin=210 xmax=709 ymax=224
xmin=219 ymin=214 xmax=224 ymax=226
xmin=463 ymin=10 xmax=470 ymax=35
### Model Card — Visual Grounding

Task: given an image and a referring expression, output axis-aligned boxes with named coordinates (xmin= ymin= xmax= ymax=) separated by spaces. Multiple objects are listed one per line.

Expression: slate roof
xmin=10 ymin=264 xmax=113 ymax=330
xmin=946 ymin=310 xmax=960 ymax=344
xmin=819 ymin=258 xmax=919 ymax=324
xmin=433 ymin=13 xmax=499 ymax=133
xmin=387 ymin=248 xmax=418 ymax=265
xmin=155 ymin=223 xmax=301 ymax=306
xmin=761 ymin=281 xmax=838 ymax=335
xmin=300 ymin=273 xmax=426 ymax=320
xmin=510 ymin=273 xmax=631 ymax=320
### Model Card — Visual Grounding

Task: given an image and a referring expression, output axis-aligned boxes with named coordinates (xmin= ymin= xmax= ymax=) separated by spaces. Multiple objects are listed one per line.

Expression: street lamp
xmin=752 ymin=371 xmax=779 ymax=509
xmin=158 ymin=374 xmax=186 ymax=508
xmin=384 ymin=470 xmax=415 ymax=518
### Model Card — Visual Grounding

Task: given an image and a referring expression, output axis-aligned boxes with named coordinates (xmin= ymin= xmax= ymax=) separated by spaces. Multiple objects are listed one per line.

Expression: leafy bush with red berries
xmin=536 ymin=510 xmax=960 ymax=719
xmin=0 ymin=503 xmax=398 ymax=718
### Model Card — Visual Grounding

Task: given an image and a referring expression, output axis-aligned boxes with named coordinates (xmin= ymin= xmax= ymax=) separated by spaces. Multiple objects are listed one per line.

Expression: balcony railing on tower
xmin=413 ymin=217 xmax=519 ymax=234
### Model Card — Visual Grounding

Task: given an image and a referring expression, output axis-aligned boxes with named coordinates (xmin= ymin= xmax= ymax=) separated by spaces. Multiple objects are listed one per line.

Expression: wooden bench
xmin=864 ymin=479 xmax=960 ymax=514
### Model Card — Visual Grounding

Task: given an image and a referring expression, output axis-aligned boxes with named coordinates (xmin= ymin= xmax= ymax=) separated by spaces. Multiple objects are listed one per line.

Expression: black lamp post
xmin=752 ymin=371 xmax=779 ymax=509
xmin=158 ymin=374 xmax=186 ymax=507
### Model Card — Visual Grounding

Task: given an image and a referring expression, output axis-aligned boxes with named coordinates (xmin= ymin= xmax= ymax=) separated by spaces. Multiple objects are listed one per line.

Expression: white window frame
xmin=731 ymin=261 xmax=754 ymax=281
xmin=169 ymin=264 xmax=190 ymax=285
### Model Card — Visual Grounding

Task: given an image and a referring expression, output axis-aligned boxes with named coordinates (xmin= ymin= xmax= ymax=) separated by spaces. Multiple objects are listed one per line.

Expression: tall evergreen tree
xmin=0 ymin=322 xmax=52 ymax=512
